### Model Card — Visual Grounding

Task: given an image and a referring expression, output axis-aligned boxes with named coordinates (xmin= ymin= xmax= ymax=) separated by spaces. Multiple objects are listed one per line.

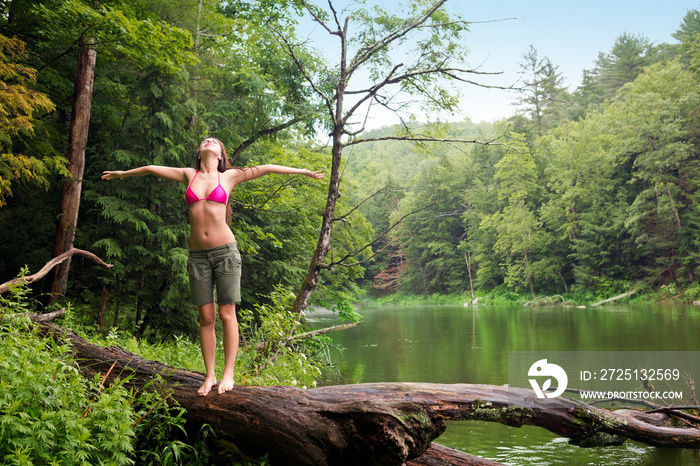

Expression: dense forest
xmin=0 ymin=0 xmax=374 ymax=340
xmin=346 ymin=12 xmax=700 ymax=303
xmin=3 ymin=0 xmax=700 ymax=463
xmin=1 ymin=0 xmax=700 ymax=332
xmin=3 ymin=0 xmax=700 ymax=329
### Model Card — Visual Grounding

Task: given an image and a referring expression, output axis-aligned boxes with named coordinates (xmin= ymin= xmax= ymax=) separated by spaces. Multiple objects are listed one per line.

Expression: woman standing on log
xmin=102 ymin=137 xmax=324 ymax=396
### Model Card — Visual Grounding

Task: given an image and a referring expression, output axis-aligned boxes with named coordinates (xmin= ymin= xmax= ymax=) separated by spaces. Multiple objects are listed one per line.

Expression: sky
xmin=445 ymin=0 xmax=698 ymax=123
xmin=299 ymin=0 xmax=698 ymax=128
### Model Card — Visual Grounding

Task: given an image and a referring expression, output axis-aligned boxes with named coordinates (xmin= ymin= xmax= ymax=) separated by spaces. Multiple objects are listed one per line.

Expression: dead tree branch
xmin=0 ymin=248 xmax=112 ymax=295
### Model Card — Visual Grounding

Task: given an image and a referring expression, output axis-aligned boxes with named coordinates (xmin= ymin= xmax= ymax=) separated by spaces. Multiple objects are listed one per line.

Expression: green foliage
xmin=574 ymin=32 xmax=662 ymax=111
xmin=479 ymin=134 xmax=556 ymax=296
xmin=1 ymin=0 xmax=699 ymax=393
xmin=0 ymin=33 xmax=61 ymax=207
xmin=32 ymin=0 xmax=195 ymax=72
xmin=1 ymin=276 xmax=332 ymax=465
xmin=0 ymin=281 xmax=183 ymax=465
xmin=683 ymin=282 xmax=700 ymax=302
xmin=230 ymin=143 xmax=340 ymax=306
xmin=515 ymin=45 xmax=570 ymax=134
xmin=0 ymin=35 xmax=55 ymax=136
xmin=238 ymin=285 xmax=325 ymax=387
xmin=72 ymin=283 xmax=333 ymax=389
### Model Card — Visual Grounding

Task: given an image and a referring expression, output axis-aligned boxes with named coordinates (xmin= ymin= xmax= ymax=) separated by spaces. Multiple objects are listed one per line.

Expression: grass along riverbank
xmin=358 ymin=282 xmax=700 ymax=308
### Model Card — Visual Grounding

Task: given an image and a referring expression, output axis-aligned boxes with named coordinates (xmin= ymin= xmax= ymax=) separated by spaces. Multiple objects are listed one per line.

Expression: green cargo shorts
xmin=187 ymin=241 xmax=242 ymax=306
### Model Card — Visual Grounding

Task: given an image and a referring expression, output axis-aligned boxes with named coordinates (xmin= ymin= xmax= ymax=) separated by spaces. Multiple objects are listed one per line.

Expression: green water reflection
xmin=307 ymin=303 xmax=700 ymax=465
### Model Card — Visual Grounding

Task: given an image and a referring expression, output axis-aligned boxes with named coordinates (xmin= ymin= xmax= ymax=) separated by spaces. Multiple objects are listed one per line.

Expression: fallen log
xmin=291 ymin=322 xmax=362 ymax=341
xmin=31 ymin=317 xmax=700 ymax=466
xmin=0 ymin=248 xmax=113 ymax=295
xmin=590 ymin=290 xmax=636 ymax=307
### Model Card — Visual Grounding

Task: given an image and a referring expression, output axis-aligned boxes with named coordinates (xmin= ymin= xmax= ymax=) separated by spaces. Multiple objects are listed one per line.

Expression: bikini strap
xmin=188 ymin=170 xmax=199 ymax=187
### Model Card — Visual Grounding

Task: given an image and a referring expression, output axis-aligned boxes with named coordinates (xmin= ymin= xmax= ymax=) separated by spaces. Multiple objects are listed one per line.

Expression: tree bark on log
xmin=26 ymin=317 xmax=700 ymax=466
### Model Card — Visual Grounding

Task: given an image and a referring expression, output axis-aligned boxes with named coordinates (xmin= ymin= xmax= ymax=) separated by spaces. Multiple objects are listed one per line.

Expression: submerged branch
xmin=591 ymin=290 xmax=637 ymax=307
xmin=290 ymin=322 xmax=361 ymax=341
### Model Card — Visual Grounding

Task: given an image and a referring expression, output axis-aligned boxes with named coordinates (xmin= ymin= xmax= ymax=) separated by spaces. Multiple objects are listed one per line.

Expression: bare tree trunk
xmin=569 ymin=198 xmax=578 ymax=240
xmin=292 ymin=18 xmax=349 ymax=316
xmin=591 ymin=290 xmax=636 ymax=307
xmin=465 ymin=251 xmax=475 ymax=301
xmin=195 ymin=0 xmax=203 ymax=48
xmin=97 ymin=286 xmax=108 ymax=329
xmin=46 ymin=38 xmax=96 ymax=303
xmin=558 ymin=270 xmax=569 ymax=294
xmin=132 ymin=269 xmax=145 ymax=332
xmin=114 ymin=276 xmax=121 ymax=328
xmin=292 ymin=133 xmax=343 ymax=315
xmin=7 ymin=0 xmax=18 ymax=24
xmin=524 ymin=250 xmax=535 ymax=299
xmin=283 ymin=2 xmax=507 ymax=314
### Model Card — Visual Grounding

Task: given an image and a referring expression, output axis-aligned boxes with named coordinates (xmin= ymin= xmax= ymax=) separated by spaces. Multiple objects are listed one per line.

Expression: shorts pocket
xmin=232 ymin=248 xmax=242 ymax=265
xmin=223 ymin=255 xmax=241 ymax=273
xmin=187 ymin=256 xmax=209 ymax=281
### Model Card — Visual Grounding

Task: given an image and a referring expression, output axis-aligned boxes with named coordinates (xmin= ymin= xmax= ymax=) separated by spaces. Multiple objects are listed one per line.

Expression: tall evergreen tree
xmin=576 ymin=33 xmax=657 ymax=109
xmin=673 ymin=8 xmax=700 ymax=41
xmin=515 ymin=45 xmax=569 ymax=135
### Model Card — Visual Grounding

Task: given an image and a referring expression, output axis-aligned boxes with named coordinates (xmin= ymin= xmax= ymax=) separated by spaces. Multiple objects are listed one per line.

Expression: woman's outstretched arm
xmin=232 ymin=164 xmax=324 ymax=183
xmin=102 ymin=165 xmax=191 ymax=184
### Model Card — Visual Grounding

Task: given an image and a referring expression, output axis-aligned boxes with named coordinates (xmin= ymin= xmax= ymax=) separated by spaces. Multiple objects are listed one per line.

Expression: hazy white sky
xmin=299 ymin=1 xmax=697 ymax=128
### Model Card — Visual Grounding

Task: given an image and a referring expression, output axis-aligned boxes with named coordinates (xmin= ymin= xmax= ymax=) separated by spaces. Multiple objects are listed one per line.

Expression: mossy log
xmin=32 ymin=317 xmax=700 ymax=466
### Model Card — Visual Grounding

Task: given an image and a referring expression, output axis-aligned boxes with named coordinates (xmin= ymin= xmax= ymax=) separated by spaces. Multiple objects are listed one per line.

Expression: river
xmin=307 ymin=303 xmax=700 ymax=465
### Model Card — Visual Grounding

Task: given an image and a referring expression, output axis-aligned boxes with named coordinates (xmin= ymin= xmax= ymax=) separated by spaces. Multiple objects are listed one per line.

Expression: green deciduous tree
xmin=608 ymin=60 xmax=700 ymax=284
xmin=0 ymin=34 xmax=58 ymax=207
xmin=79 ymin=0 xmax=330 ymax=333
xmin=1 ymin=0 xmax=196 ymax=301
xmin=479 ymin=134 xmax=552 ymax=297
xmin=538 ymin=112 xmax=633 ymax=289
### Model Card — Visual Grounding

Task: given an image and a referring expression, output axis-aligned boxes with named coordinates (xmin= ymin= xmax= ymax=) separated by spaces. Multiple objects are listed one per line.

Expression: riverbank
xmin=358 ymin=283 xmax=700 ymax=308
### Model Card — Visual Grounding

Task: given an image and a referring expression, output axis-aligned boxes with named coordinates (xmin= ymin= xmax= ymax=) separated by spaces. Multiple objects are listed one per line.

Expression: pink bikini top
xmin=185 ymin=171 xmax=228 ymax=206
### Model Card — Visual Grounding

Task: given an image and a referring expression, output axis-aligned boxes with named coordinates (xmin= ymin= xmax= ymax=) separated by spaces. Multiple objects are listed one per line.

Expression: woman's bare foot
xmin=198 ymin=375 xmax=217 ymax=396
xmin=218 ymin=373 xmax=235 ymax=394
